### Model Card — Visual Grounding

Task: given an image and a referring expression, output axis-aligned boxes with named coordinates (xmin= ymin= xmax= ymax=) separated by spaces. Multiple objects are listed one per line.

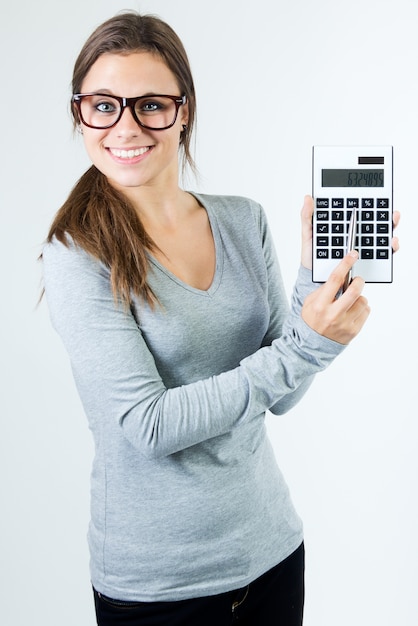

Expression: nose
xmin=115 ymin=105 xmax=142 ymax=136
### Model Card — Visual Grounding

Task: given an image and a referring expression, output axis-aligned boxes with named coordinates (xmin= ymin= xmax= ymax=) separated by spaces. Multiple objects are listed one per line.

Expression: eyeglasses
xmin=72 ymin=93 xmax=187 ymax=130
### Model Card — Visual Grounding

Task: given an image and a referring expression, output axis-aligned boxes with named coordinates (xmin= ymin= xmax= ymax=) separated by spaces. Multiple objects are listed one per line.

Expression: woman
xmin=41 ymin=11 xmax=391 ymax=626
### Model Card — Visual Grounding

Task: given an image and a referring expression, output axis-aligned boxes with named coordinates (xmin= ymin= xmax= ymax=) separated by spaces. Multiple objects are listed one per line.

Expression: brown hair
xmin=45 ymin=11 xmax=197 ymax=307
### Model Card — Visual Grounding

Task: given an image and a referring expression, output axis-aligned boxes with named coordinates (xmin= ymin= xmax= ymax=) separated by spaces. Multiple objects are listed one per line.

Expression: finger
xmin=392 ymin=236 xmax=400 ymax=253
xmin=301 ymin=195 xmax=314 ymax=269
xmin=320 ymin=251 xmax=360 ymax=301
xmin=338 ymin=297 xmax=371 ymax=344
xmin=300 ymin=194 xmax=314 ymax=223
xmin=340 ymin=285 xmax=368 ymax=314
xmin=347 ymin=294 xmax=371 ymax=334
xmin=392 ymin=211 xmax=400 ymax=254
xmin=332 ymin=289 xmax=370 ymax=344
xmin=331 ymin=276 xmax=366 ymax=324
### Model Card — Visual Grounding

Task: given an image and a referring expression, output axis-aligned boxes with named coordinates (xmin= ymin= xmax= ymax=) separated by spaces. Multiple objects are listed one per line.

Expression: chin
xmin=106 ymin=173 xmax=149 ymax=191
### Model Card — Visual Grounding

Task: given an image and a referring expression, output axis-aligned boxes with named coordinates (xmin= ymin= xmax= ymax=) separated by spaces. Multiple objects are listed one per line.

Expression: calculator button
xmin=316 ymin=236 xmax=329 ymax=246
xmin=361 ymin=223 xmax=374 ymax=233
xmin=316 ymin=249 xmax=329 ymax=258
xmin=332 ymin=249 xmax=344 ymax=259
xmin=314 ymin=192 xmax=391 ymax=275
xmin=317 ymin=224 xmax=329 ymax=234
xmin=361 ymin=236 xmax=374 ymax=247
xmin=361 ymin=250 xmax=374 ymax=259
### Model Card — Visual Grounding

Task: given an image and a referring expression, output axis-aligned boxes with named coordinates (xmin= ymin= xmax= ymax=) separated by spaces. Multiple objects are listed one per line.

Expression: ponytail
xmin=46 ymin=166 xmax=157 ymax=307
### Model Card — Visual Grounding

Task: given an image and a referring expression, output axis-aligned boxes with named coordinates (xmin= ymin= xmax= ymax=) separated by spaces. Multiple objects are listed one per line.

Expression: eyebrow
xmin=82 ymin=90 xmax=171 ymax=97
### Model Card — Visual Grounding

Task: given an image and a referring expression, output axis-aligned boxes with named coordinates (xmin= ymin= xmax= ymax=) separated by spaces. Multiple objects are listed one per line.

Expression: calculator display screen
xmin=321 ymin=169 xmax=384 ymax=187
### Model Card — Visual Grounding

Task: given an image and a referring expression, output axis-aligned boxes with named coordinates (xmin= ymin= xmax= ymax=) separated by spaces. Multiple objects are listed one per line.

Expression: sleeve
xmin=255 ymin=205 xmax=319 ymax=415
xmin=266 ymin=268 xmax=319 ymax=415
xmin=42 ymin=237 xmax=345 ymax=459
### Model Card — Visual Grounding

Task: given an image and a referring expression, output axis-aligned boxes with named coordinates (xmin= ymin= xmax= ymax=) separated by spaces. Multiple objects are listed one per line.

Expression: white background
xmin=1 ymin=1 xmax=416 ymax=624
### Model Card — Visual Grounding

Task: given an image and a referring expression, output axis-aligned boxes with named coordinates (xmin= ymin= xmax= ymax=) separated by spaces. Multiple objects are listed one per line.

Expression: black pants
xmin=93 ymin=542 xmax=305 ymax=625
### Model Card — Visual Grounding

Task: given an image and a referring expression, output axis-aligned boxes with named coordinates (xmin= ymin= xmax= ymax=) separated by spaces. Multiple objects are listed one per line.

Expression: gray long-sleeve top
xmin=42 ymin=193 xmax=345 ymax=602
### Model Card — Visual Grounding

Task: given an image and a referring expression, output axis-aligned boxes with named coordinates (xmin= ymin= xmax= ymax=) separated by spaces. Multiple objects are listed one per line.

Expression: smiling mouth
xmin=108 ymin=147 xmax=151 ymax=159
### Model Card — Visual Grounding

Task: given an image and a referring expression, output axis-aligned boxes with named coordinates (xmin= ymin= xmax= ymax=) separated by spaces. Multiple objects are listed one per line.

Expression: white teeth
xmin=110 ymin=147 xmax=150 ymax=158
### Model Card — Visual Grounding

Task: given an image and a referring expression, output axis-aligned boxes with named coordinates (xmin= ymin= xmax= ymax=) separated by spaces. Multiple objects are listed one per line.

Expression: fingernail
xmin=349 ymin=250 xmax=359 ymax=259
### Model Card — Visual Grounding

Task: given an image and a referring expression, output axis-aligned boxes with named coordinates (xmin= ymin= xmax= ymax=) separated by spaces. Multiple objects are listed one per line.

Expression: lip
xmin=106 ymin=145 xmax=153 ymax=164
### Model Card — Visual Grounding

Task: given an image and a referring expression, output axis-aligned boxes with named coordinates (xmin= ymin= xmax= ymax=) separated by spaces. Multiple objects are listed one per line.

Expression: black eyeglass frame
xmin=72 ymin=93 xmax=187 ymax=130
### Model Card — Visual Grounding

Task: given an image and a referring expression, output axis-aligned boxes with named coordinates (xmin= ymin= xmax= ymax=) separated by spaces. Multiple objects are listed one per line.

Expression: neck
xmin=114 ymin=179 xmax=196 ymax=229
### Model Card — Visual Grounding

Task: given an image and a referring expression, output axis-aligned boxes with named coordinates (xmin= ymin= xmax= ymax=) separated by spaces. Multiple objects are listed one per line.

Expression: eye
xmin=143 ymin=101 xmax=159 ymax=111
xmin=94 ymin=99 xmax=118 ymax=114
xmin=84 ymin=95 xmax=120 ymax=116
xmin=138 ymin=98 xmax=168 ymax=114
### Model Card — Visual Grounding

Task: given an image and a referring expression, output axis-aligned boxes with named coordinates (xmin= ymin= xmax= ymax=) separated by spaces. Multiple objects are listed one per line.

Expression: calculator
xmin=312 ymin=145 xmax=393 ymax=283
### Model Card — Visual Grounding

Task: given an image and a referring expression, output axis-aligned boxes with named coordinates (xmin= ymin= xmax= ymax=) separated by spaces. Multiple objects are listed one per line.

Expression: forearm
xmin=268 ymin=265 xmax=321 ymax=415
xmin=43 ymin=240 xmax=344 ymax=458
xmin=71 ymin=308 xmax=343 ymax=458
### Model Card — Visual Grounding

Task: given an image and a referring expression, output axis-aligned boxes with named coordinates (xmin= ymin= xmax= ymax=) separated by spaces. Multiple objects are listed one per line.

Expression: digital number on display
xmin=321 ymin=169 xmax=384 ymax=188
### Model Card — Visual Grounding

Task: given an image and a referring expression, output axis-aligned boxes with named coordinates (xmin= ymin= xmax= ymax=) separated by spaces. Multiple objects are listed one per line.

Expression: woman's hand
xmin=302 ymin=252 xmax=370 ymax=344
xmin=301 ymin=195 xmax=315 ymax=270
xmin=299 ymin=195 xmax=400 ymax=343
xmin=300 ymin=195 xmax=401 ymax=270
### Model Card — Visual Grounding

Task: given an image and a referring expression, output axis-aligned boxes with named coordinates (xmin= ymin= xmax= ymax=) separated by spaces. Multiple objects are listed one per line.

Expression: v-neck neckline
xmin=147 ymin=193 xmax=224 ymax=297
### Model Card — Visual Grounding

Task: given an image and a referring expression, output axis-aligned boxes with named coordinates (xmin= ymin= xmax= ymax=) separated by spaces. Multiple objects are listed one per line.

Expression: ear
xmin=181 ymin=100 xmax=189 ymax=127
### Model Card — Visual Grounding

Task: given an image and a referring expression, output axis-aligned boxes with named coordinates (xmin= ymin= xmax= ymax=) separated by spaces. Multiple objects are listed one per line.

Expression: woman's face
xmin=79 ymin=51 xmax=188 ymax=194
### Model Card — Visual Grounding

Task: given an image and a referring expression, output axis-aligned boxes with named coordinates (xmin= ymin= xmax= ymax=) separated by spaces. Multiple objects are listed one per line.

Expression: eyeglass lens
xmin=78 ymin=95 xmax=180 ymax=129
